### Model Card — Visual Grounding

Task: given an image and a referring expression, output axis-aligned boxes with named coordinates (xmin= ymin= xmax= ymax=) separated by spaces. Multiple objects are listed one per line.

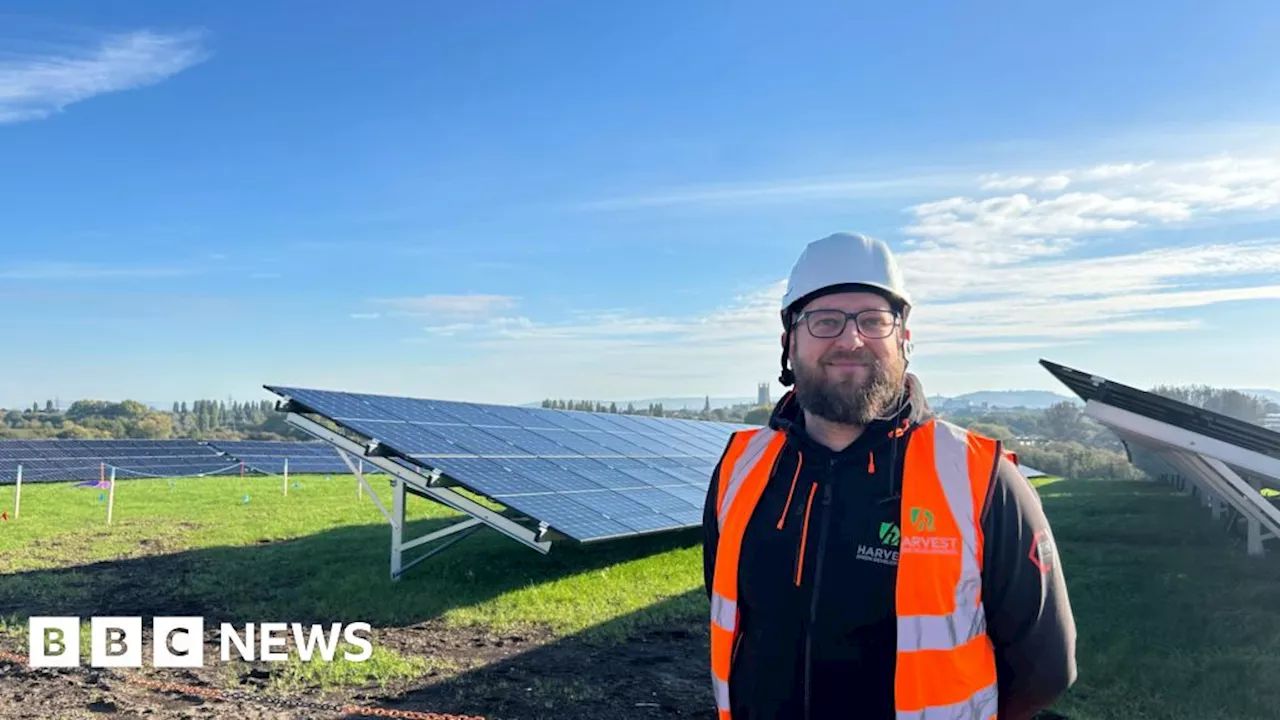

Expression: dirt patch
xmin=0 ymin=617 xmax=715 ymax=720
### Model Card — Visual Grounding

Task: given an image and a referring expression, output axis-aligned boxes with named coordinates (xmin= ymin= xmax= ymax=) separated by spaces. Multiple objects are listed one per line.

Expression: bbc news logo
xmin=28 ymin=617 xmax=373 ymax=668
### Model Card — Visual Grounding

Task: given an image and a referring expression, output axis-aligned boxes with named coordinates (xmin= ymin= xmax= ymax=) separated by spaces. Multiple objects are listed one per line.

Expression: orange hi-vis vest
xmin=709 ymin=418 xmax=1001 ymax=720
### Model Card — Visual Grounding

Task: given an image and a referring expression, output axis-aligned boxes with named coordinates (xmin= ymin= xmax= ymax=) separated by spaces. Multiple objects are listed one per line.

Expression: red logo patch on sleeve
xmin=1029 ymin=528 xmax=1055 ymax=575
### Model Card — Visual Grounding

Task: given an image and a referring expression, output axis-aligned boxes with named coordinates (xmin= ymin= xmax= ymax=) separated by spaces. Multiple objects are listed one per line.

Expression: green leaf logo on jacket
xmin=910 ymin=507 xmax=935 ymax=533
xmin=879 ymin=522 xmax=901 ymax=546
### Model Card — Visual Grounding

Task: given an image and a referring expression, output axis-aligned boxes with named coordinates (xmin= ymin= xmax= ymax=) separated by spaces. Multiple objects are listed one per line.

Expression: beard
xmin=792 ymin=346 xmax=906 ymax=426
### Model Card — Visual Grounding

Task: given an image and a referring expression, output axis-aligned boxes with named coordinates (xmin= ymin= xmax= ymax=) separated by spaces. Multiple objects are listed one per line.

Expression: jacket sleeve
xmin=703 ymin=453 xmax=723 ymax=601
xmin=980 ymin=452 xmax=1078 ymax=720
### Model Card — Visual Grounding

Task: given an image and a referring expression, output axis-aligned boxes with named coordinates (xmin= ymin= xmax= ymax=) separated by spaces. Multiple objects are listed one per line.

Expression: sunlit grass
xmin=3 ymin=473 xmax=1279 ymax=717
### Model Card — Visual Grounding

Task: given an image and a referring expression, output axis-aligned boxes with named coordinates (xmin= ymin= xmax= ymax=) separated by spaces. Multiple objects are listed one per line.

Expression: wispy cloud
xmin=349 ymin=312 xmax=381 ymax=320
xmin=572 ymin=173 xmax=966 ymax=211
xmin=0 ymin=262 xmax=189 ymax=280
xmin=373 ymin=294 xmax=520 ymax=320
xmin=884 ymin=155 xmax=1280 ymax=347
xmin=400 ymin=152 xmax=1280 ymax=401
xmin=979 ymin=173 xmax=1072 ymax=192
xmin=0 ymin=29 xmax=208 ymax=123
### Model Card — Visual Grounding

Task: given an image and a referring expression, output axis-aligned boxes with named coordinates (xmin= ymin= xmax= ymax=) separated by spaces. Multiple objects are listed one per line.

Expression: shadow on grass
xmin=348 ymin=588 xmax=716 ymax=720
xmin=0 ymin=513 xmax=704 ymax=629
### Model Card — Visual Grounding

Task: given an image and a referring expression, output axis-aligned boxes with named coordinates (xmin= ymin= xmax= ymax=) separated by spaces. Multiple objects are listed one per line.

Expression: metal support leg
xmin=285 ymin=412 xmax=553 ymax=578
xmin=392 ymin=478 xmax=405 ymax=579
xmin=1249 ymin=477 xmax=1264 ymax=557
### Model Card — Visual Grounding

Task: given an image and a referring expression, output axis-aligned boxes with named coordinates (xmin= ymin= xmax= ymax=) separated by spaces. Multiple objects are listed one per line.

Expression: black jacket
xmin=703 ymin=390 xmax=1077 ymax=720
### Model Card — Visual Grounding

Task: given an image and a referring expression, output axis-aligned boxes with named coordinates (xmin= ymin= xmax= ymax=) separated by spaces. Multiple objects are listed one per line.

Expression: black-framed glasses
xmin=794 ymin=308 xmax=900 ymax=339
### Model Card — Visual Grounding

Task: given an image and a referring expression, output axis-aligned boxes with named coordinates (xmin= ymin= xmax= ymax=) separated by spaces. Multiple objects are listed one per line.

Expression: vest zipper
xmin=803 ymin=464 xmax=835 ymax=720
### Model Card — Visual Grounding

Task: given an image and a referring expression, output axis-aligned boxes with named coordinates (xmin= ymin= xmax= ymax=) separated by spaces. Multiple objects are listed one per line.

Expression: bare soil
xmin=0 ymin=540 xmax=714 ymax=720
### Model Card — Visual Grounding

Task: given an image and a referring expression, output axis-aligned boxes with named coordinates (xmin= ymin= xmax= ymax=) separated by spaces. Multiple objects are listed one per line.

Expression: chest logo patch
xmin=859 ymin=522 xmax=902 ymax=566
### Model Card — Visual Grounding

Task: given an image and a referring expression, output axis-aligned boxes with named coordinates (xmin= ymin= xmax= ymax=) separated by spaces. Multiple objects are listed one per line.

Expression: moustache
xmin=821 ymin=351 xmax=881 ymax=366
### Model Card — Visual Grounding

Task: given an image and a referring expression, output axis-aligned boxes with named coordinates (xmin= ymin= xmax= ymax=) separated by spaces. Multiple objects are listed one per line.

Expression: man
xmin=702 ymin=233 xmax=1077 ymax=720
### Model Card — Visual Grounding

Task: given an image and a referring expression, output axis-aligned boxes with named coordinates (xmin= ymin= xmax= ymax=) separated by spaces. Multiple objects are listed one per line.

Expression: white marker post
xmin=13 ymin=464 xmax=21 ymax=520
xmin=357 ymin=459 xmax=364 ymax=500
xmin=283 ymin=458 xmax=289 ymax=496
xmin=107 ymin=467 xmax=117 ymax=525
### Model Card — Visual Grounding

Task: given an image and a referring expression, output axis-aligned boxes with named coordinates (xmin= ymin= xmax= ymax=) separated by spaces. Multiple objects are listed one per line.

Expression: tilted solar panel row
xmin=267 ymin=385 xmax=753 ymax=542
xmin=1041 ymin=359 xmax=1280 ymax=461
xmin=0 ymin=437 xmax=394 ymax=483
xmin=0 ymin=439 xmax=241 ymax=484
xmin=0 ymin=439 xmax=224 ymax=461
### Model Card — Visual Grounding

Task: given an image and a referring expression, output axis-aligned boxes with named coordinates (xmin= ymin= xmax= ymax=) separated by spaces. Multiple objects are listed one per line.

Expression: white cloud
xmin=349 ymin=312 xmax=381 ymax=320
xmin=980 ymin=175 xmax=1038 ymax=191
xmin=385 ymin=152 xmax=1280 ymax=402
xmin=1079 ymin=162 xmax=1153 ymax=180
xmin=1038 ymin=174 xmax=1072 ymax=191
xmin=0 ymin=30 xmax=209 ymax=123
xmin=573 ymin=174 xmax=966 ymax=211
xmin=374 ymin=294 xmax=520 ymax=320
xmin=979 ymin=174 xmax=1071 ymax=191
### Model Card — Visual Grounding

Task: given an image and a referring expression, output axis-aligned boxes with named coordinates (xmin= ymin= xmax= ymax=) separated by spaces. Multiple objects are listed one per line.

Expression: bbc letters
xmin=28 ymin=617 xmax=373 ymax=668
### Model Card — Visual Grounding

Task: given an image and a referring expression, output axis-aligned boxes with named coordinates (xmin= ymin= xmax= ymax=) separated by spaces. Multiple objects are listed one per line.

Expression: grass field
xmin=2 ymin=471 xmax=1280 ymax=719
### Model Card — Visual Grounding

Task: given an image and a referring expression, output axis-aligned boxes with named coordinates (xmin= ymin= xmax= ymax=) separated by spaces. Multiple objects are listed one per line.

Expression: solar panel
xmin=0 ymin=439 xmax=238 ymax=484
xmin=1041 ymin=359 xmax=1280 ymax=556
xmin=267 ymin=385 xmax=754 ymax=543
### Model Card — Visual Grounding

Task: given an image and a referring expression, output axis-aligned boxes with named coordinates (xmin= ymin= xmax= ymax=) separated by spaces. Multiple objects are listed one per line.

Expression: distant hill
xmin=1239 ymin=388 xmax=1280 ymax=405
xmin=930 ymin=390 xmax=1078 ymax=410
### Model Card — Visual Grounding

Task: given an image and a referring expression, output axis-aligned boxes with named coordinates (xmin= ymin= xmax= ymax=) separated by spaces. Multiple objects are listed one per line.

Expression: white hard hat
xmin=780 ymin=232 xmax=912 ymax=323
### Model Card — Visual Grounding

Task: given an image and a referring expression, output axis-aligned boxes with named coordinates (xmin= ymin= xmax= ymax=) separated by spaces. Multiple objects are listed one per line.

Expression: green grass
xmin=1033 ymin=476 xmax=1280 ymax=720
xmin=0 ymin=473 xmax=704 ymax=636
xmin=266 ymin=642 xmax=456 ymax=692
xmin=3 ymin=472 xmax=1280 ymax=718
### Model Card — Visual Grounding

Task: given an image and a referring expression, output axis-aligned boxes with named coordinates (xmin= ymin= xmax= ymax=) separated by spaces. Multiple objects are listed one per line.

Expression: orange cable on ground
xmin=0 ymin=648 xmax=484 ymax=720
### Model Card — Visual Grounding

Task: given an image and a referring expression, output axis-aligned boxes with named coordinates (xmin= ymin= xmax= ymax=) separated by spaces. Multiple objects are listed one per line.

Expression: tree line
xmin=4 ymin=382 xmax=1274 ymax=479
xmin=539 ymin=397 xmax=748 ymax=422
xmin=1 ymin=398 xmax=306 ymax=441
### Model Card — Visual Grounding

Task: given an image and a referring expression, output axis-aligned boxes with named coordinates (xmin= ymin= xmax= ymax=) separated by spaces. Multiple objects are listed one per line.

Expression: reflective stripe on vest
xmin=709 ymin=419 xmax=999 ymax=720
xmin=709 ymin=427 xmax=785 ymax=720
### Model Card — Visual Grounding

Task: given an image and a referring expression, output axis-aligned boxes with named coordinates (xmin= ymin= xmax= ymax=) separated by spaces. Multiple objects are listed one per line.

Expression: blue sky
xmin=2 ymin=1 xmax=1280 ymax=408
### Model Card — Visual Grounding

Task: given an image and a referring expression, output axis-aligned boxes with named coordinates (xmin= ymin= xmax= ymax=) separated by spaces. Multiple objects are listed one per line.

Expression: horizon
xmin=14 ymin=383 xmax=1280 ymax=415
xmin=3 ymin=3 xmax=1279 ymax=409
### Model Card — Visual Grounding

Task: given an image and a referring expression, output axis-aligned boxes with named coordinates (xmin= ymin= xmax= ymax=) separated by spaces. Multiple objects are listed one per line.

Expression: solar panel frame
xmin=1041 ymin=359 xmax=1280 ymax=461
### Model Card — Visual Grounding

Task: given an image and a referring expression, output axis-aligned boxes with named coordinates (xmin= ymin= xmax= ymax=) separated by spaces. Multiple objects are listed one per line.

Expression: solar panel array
xmin=0 ymin=439 xmax=237 ymax=483
xmin=267 ymin=385 xmax=754 ymax=542
xmin=206 ymin=439 xmax=371 ymax=475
